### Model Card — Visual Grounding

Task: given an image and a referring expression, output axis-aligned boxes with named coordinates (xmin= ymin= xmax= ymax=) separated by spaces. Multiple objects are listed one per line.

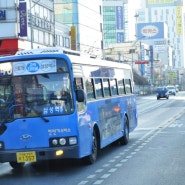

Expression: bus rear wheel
xmin=9 ymin=161 xmax=25 ymax=170
xmin=82 ymin=130 xmax=98 ymax=165
xmin=119 ymin=116 xmax=129 ymax=145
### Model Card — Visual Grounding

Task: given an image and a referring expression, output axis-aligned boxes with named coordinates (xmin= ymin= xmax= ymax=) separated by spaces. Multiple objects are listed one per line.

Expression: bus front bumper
xmin=0 ymin=145 xmax=79 ymax=163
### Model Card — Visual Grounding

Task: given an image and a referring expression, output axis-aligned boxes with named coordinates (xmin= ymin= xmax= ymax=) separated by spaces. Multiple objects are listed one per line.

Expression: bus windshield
xmin=0 ymin=60 xmax=73 ymax=123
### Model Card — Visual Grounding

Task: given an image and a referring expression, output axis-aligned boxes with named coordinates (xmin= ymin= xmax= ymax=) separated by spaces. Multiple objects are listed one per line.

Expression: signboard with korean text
xmin=147 ymin=0 xmax=182 ymax=6
xmin=116 ymin=6 xmax=123 ymax=30
xmin=13 ymin=59 xmax=57 ymax=76
xmin=136 ymin=22 xmax=165 ymax=40
xmin=19 ymin=2 xmax=27 ymax=37
xmin=153 ymin=45 xmax=166 ymax=53
xmin=0 ymin=10 xmax=6 ymax=20
xmin=135 ymin=61 xmax=149 ymax=64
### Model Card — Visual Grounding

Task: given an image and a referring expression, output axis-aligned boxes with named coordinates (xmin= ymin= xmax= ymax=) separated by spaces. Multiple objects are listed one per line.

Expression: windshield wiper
xmin=29 ymin=105 xmax=49 ymax=123
xmin=40 ymin=115 xmax=49 ymax=123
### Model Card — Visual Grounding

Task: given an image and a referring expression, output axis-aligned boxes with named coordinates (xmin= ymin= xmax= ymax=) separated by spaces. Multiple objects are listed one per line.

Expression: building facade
xmin=138 ymin=0 xmax=184 ymax=68
xmin=102 ymin=0 xmax=129 ymax=49
xmin=54 ymin=0 xmax=102 ymax=57
xmin=0 ymin=0 xmax=70 ymax=56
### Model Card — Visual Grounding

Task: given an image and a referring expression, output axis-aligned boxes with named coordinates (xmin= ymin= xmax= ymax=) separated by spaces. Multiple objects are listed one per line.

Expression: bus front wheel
xmin=119 ymin=116 xmax=129 ymax=145
xmin=9 ymin=161 xmax=25 ymax=170
xmin=82 ymin=129 xmax=98 ymax=165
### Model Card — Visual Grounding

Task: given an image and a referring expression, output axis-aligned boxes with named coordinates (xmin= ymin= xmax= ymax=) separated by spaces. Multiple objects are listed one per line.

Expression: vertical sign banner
xmin=19 ymin=2 xmax=27 ymax=37
xmin=150 ymin=45 xmax=154 ymax=84
xmin=141 ymin=44 xmax=145 ymax=76
xmin=71 ymin=26 xmax=76 ymax=50
xmin=176 ymin=6 xmax=182 ymax=35
xmin=116 ymin=6 xmax=123 ymax=30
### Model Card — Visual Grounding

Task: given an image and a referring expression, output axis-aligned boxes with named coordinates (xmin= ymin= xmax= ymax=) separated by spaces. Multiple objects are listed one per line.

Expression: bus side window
xmin=103 ymin=78 xmax=111 ymax=97
xmin=125 ymin=79 xmax=132 ymax=94
xmin=110 ymin=78 xmax=118 ymax=96
xmin=94 ymin=78 xmax=103 ymax=98
xmin=85 ymin=78 xmax=95 ymax=100
xmin=118 ymin=79 xmax=125 ymax=95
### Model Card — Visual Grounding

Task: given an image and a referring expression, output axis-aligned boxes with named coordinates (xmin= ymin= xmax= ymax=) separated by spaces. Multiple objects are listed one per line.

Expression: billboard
xmin=136 ymin=22 xmax=165 ymax=40
xmin=148 ymin=0 xmax=174 ymax=4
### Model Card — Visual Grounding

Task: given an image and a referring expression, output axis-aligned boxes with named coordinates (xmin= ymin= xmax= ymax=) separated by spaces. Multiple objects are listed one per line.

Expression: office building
xmin=54 ymin=0 xmax=102 ymax=57
xmin=0 ymin=0 xmax=70 ymax=55
xmin=137 ymin=0 xmax=184 ymax=68
xmin=102 ymin=0 xmax=129 ymax=49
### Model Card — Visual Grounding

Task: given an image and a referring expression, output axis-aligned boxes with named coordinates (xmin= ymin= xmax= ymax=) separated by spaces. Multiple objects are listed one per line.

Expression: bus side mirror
xmin=76 ymin=89 xmax=85 ymax=102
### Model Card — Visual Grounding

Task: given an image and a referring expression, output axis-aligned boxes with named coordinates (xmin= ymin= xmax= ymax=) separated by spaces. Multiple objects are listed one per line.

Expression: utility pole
xmin=150 ymin=45 xmax=154 ymax=85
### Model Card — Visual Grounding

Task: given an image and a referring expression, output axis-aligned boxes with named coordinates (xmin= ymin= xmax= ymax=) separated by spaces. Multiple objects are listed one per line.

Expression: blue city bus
xmin=0 ymin=48 xmax=137 ymax=169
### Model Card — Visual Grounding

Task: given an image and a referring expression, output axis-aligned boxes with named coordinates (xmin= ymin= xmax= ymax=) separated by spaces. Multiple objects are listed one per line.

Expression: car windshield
xmin=157 ymin=87 xmax=166 ymax=91
xmin=167 ymin=86 xmax=175 ymax=89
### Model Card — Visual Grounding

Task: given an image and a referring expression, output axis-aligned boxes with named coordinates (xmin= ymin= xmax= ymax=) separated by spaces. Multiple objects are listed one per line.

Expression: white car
xmin=166 ymin=86 xmax=176 ymax=96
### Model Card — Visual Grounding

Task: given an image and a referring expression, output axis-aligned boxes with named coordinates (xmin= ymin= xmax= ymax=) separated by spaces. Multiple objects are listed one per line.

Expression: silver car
xmin=166 ymin=86 xmax=176 ymax=96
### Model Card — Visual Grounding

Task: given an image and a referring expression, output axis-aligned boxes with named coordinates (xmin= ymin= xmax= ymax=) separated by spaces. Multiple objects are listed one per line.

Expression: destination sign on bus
xmin=13 ymin=59 xmax=57 ymax=76
xmin=0 ymin=59 xmax=57 ymax=76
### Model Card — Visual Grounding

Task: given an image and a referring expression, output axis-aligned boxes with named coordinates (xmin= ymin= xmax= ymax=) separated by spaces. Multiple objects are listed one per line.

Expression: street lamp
xmin=102 ymin=26 xmax=115 ymax=60
xmin=131 ymin=36 xmax=146 ymax=72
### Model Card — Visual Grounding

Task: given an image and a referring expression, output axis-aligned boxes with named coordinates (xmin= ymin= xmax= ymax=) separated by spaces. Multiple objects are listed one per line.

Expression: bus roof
xmin=16 ymin=47 xmax=80 ymax=56
xmin=68 ymin=54 xmax=132 ymax=70
xmin=0 ymin=47 xmax=132 ymax=71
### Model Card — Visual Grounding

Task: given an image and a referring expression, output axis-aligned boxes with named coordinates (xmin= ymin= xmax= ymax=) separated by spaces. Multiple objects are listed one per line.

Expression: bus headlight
xmin=69 ymin=137 xmax=77 ymax=145
xmin=52 ymin=139 xmax=58 ymax=146
xmin=50 ymin=137 xmax=77 ymax=147
xmin=59 ymin=138 xmax=66 ymax=145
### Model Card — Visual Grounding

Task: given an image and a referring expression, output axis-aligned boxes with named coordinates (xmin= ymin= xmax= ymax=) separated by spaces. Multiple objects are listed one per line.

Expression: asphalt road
xmin=1 ymin=92 xmax=185 ymax=185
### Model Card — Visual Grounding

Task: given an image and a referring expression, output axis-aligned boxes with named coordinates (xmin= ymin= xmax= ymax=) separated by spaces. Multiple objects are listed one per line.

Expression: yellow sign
xmin=71 ymin=26 xmax=76 ymax=50
xmin=148 ymin=0 xmax=174 ymax=4
xmin=176 ymin=7 xmax=182 ymax=35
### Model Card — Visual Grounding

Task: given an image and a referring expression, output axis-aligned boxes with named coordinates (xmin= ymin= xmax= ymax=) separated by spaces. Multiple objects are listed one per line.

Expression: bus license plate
xmin=16 ymin=151 xmax=36 ymax=163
